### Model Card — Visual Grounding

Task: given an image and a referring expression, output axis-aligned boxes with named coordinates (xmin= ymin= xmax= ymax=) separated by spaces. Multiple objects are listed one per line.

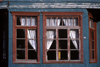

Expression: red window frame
xmin=42 ymin=12 xmax=84 ymax=63
xmin=11 ymin=12 xmax=40 ymax=64
xmin=89 ymin=13 xmax=97 ymax=63
xmin=0 ymin=0 xmax=3 ymax=2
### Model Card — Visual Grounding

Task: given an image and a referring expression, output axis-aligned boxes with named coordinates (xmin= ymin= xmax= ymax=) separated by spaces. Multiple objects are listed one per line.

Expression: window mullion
xmin=56 ymin=28 xmax=58 ymax=61
xmin=79 ymin=29 xmax=81 ymax=61
xmin=25 ymin=28 xmax=28 ymax=60
xmin=68 ymin=29 xmax=70 ymax=61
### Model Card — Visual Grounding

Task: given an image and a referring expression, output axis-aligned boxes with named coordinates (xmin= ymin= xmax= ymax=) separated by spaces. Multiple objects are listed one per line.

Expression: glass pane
xmin=59 ymin=40 xmax=67 ymax=49
xmin=27 ymin=29 xmax=37 ymax=39
xmin=47 ymin=40 xmax=56 ymax=49
xmin=46 ymin=17 xmax=51 ymax=26
xmin=74 ymin=17 xmax=78 ymax=26
xmin=70 ymin=40 xmax=79 ymax=49
xmin=70 ymin=50 xmax=79 ymax=60
xmin=52 ymin=17 xmax=57 ymax=26
xmin=90 ymin=19 xmax=94 ymax=28
xmin=92 ymin=41 xmax=94 ymax=49
xmin=70 ymin=29 xmax=79 ymax=38
xmin=46 ymin=29 xmax=56 ymax=39
xmin=57 ymin=18 xmax=61 ymax=26
xmin=68 ymin=18 xmax=73 ymax=26
xmin=63 ymin=18 xmax=68 ymax=26
xmin=92 ymin=31 xmax=94 ymax=40
xmin=92 ymin=50 xmax=94 ymax=59
xmin=58 ymin=29 xmax=67 ymax=38
xmin=28 ymin=39 xmax=37 ymax=49
xmin=59 ymin=51 xmax=68 ymax=60
xmin=27 ymin=17 xmax=31 ymax=26
xmin=17 ymin=50 xmax=25 ymax=59
xmin=21 ymin=17 xmax=26 ymax=26
xmin=32 ymin=17 xmax=36 ymax=26
xmin=47 ymin=51 xmax=56 ymax=60
xmin=28 ymin=50 xmax=37 ymax=59
xmin=17 ymin=17 xmax=21 ymax=25
xmin=17 ymin=29 xmax=25 ymax=38
xmin=17 ymin=39 xmax=25 ymax=49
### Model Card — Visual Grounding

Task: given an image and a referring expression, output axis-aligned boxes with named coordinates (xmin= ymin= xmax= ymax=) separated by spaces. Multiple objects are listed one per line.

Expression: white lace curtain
xmin=20 ymin=17 xmax=37 ymax=50
xmin=46 ymin=19 xmax=61 ymax=49
xmin=46 ymin=18 xmax=78 ymax=49
xmin=63 ymin=19 xmax=78 ymax=49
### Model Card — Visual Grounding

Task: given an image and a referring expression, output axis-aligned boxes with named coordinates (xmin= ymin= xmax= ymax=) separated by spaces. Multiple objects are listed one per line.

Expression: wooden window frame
xmin=89 ymin=13 xmax=97 ymax=63
xmin=42 ymin=12 xmax=84 ymax=63
xmin=11 ymin=12 xmax=40 ymax=64
xmin=0 ymin=0 xmax=3 ymax=2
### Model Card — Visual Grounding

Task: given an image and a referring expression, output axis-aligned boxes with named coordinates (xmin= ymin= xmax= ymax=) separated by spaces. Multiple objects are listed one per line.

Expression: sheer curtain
xmin=63 ymin=18 xmax=78 ymax=49
xmin=46 ymin=18 xmax=61 ymax=49
xmin=20 ymin=17 xmax=37 ymax=50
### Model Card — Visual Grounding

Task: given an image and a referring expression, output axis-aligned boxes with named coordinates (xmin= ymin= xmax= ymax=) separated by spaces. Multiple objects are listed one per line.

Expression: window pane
xmin=92 ymin=50 xmax=94 ymax=59
xmin=47 ymin=29 xmax=56 ymax=39
xmin=90 ymin=19 xmax=94 ymax=28
xmin=17 ymin=17 xmax=21 ymax=25
xmin=46 ymin=17 xmax=51 ymax=26
xmin=27 ymin=17 xmax=31 ymax=26
xmin=32 ymin=17 xmax=36 ymax=26
xmin=17 ymin=39 xmax=25 ymax=49
xmin=47 ymin=51 xmax=56 ymax=60
xmin=17 ymin=29 xmax=25 ymax=38
xmin=59 ymin=40 xmax=67 ymax=49
xmin=47 ymin=40 xmax=56 ymax=49
xmin=17 ymin=50 xmax=25 ymax=59
xmin=92 ymin=41 xmax=94 ymax=49
xmin=63 ymin=18 xmax=68 ymax=26
xmin=68 ymin=18 xmax=73 ymax=26
xmin=52 ymin=17 xmax=57 ymax=26
xmin=28 ymin=39 xmax=37 ymax=49
xmin=28 ymin=50 xmax=37 ymax=59
xmin=59 ymin=51 xmax=68 ymax=60
xmin=58 ymin=29 xmax=67 ymax=38
xmin=74 ymin=17 xmax=78 ymax=26
xmin=92 ymin=31 xmax=94 ymax=40
xmin=70 ymin=40 xmax=79 ymax=49
xmin=70 ymin=50 xmax=79 ymax=60
xmin=27 ymin=29 xmax=37 ymax=39
xmin=70 ymin=29 xmax=79 ymax=38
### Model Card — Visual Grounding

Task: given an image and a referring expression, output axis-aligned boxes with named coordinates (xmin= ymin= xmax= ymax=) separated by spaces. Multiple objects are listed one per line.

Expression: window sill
xmin=13 ymin=60 xmax=40 ymax=64
xmin=43 ymin=60 xmax=84 ymax=64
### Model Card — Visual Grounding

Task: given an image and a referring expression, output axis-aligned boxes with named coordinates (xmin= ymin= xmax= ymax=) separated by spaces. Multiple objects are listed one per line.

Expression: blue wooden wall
xmin=8 ymin=8 xmax=100 ymax=67
xmin=2 ymin=0 xmax=100 ymax=2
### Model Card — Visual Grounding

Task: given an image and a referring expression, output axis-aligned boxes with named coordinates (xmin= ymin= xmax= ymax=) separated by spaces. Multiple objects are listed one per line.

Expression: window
xmin=11 ymin=12 xmax=40 ymax=63
xmin=89 ymin=13 xmax=97 ymax=63
xmin=43 ymin=12 xmax=83 ymax=63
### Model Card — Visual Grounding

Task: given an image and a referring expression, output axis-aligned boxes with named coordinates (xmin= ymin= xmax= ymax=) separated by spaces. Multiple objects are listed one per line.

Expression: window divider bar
xmin=25 ymin=29 xmax=28 ymax=60
xmin=56 ymin=29 xmax=58 ymax=61
xmin=68 ymin=29 xmax=70 ymax=61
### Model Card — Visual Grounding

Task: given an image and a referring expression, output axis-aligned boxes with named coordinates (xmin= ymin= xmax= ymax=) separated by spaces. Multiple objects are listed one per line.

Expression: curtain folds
xmin=20 ymin=17 xmax=36 ymax=50
xmin=63 ymin=19 xmax=78 ymax=49
xmin=46 ymin=18 xmax=61 ymax=49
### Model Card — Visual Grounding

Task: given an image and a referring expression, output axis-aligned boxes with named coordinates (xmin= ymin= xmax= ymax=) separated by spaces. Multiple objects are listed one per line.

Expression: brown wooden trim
xmin=88 ymin=13 xmax=97 ymax=63
xmin=80 ymin=15 xmax=84 ymax=62
xmin=11 ymin=12 xmax=40 ymax=63
xmin=42 ymin=12 xmax=83 ymax=16
xmin=43 ymin=60 xmax=84 ymax=64
xmin=11 ymin=12 xmax=40 ymax=16
xmin=0 ymin=0 xmax=3 ymax=2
